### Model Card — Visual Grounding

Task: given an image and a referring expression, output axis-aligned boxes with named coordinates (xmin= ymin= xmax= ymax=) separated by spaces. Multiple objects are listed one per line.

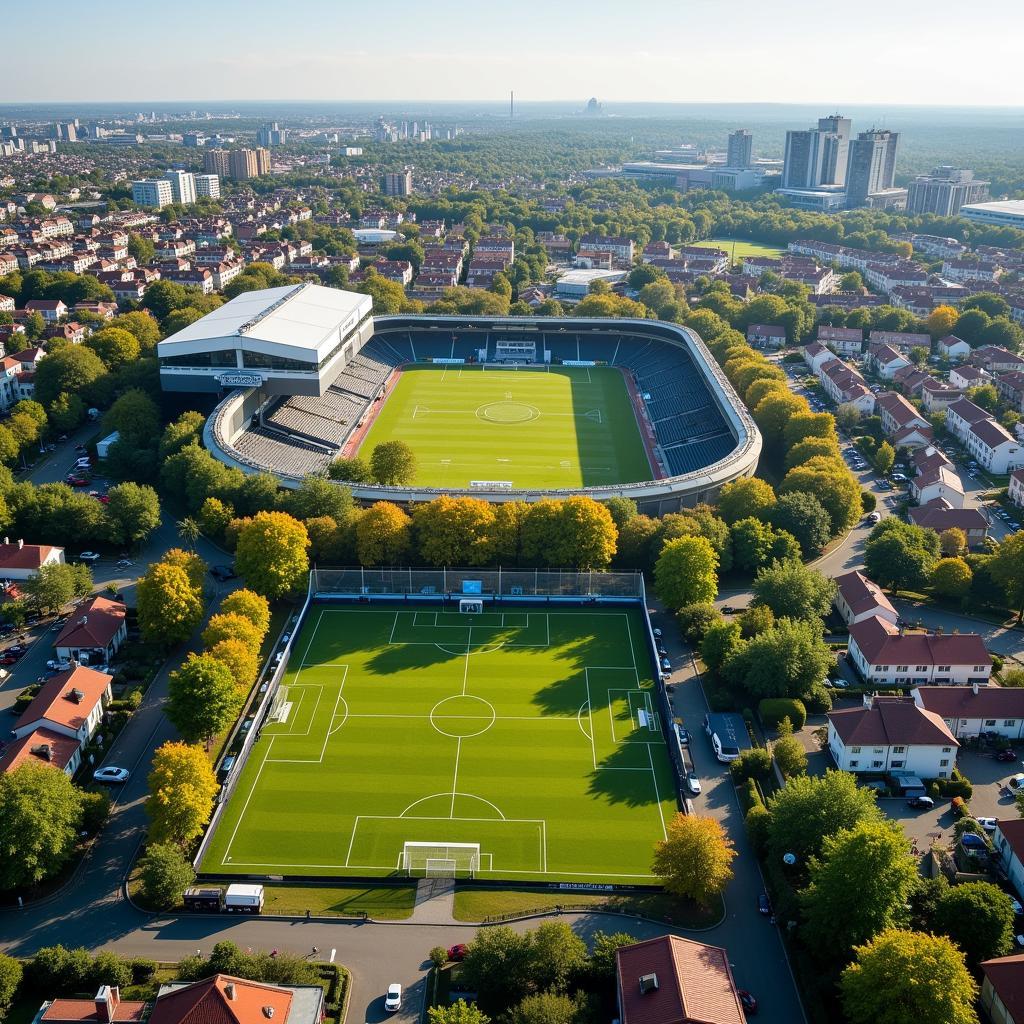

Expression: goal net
xmin=495 ymin=338 xmax=536 ymax=363
xmin=401 ymin=842 xmax=480 ymax=877
xmin=459 ymin=599 xmax=484 ymax=614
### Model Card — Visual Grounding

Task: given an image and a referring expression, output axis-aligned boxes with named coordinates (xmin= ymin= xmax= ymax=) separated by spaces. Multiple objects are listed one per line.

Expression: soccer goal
xmin=401 ymin=841 xmax=480 ymax=878
xmin=459 ymin=599 xmax=484 ymax=614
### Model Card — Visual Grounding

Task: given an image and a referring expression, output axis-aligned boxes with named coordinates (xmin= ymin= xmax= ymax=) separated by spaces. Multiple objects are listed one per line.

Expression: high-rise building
xmin=163 ymin=169 xmax=197 ymax=205
xmin=817 ymin=114 xmax=852 ymax=184
xmin=782 ymin=114 xmax=851 ymax=190
xmin=726 ymin=130 xmax=752 ymax=169
xmin=204 ymin=149 xmax=230 ymax=176
xmin=257 ymin=122 xmax=288 ymax=147
xmin=845 ymin=129 xmax=900 ymax=207
xmin=254 ymin=147 xmax=271 ymax=176
xmin=228 ymin=149 xmax=268 ymax=180
xmin=382 ymin=169 xmax=413 ymax=196
xmin=183 ymin=132 xmax=206 ymax=147
xmin=907 ymin=167 xmax=990 ymax=217
xmin=131 ymin=179 xmax=173 ymax=209
xmin=194 ymin=174 xmax=221 ymax=199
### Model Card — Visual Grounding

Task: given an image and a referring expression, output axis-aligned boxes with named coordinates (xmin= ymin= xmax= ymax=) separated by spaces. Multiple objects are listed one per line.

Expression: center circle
xmin=477 ymin=401 xmax=540 ymax=424
xmin=429 ymin=694 xmax=497 ymax=738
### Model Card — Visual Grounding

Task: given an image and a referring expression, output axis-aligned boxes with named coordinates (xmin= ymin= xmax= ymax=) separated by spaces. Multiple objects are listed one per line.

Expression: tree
xmin=752 ymin=559 xmax=837 ymax=621
xmin=783 ymin=411 xmax=838 ymax=451
xmin=841 ymin=929 xmax=978 ymax=1024
xmin=677 ymin=602 xmax=724 ymax=644
xmin=177 ymin=517 xmax=200 ymax=549
xmin=529 ymin=921 xmax=589 ymax=993
xmin=199 ymin=497 xmax=234 ymax=539
xmin=753 ymin=391 xmax=808 ymax=448
xmin=104 ymin=482 xmax=161 ymax=547
xmin=700 ymin=621 xmax=744 ymax=673
xmin=137 ymin=561 xmax=204 ymax=647
xmin=0 ymin=953 xmax=22 ymax=1016
xmin=428 ymin=1002 xmax=490 ymax=1024
xmin=328 ymin=455 xmax=373 ymax=482
xmin=933 ymin=881 xmax=1015 ymax=968
xmin=773 ymin=728 xmax=807 ymax=778
xmin=781 ymin=456 xmax=861 ymax=535
xmin=370 ymin=440 xmax=417 ymax=485
xmin=233 ymin=473 xmax=281 ymax=518
xmin=84 ymin=327 xmax=140 ymax=368
xmin=968 ymin=383 xmax=999 ymax=412
xmin=145 ymin=741 xmax=218 ymax=846
xmin=927 ymin=305 xmax=959 ymax=339
xmin=0 ymin=763 xmax=84 ymax=889
xmin=413 ymin=496 xmax=497 ymax=566
xmin=990 ymin=533 xmax=1024 ymax=620
xmin=137 ymin=842 xmax=197 ymax=909
xmin=220 ymin=589 xmax=271 ymax=638
xmin=769 ymin=491 xmax=832 ymax=556
xmin=166 ymin=653 xmax=244 ymax=743
xmin=356 ymin=501 xmax=412 ymax=566
xmin=654 ymin=536 xmax=718 ymax=610
xmin=801 ymin=820 xmax=918 ymax=959
xmin=724 ymin=617 xmax=834 ymax=699
xmin=160 ymin=411 xmax=205 ymax=459
xmin=234 ymin=511 xmax=310 ymax=598
xmin=602 ymin=496 xmax=638 ymax=530
xmin=459 ymin=927 xmax=536 ymax=1014
xmin=954 ymin=308 xmax=991 ymax=346
xmin=652 ymin=813 xmax=735 ymax=905
xmin=34 ymin=346 xmax=107 ymax=408
xmin=716 ymin=477 xmax=776 ymax=524
xmin=784 ymin=435 xmax=839 ymax=469
xmin=282 ymin=475 xmax=353 ymax=524
xmin=109 ymin=311 xmax=161 ymax=353
xmin=767 ymin=769 xmax=881 ymax=867
xmin=730 ymin=517 xmax=799 ymax=573
xmin=202 ymin=613 xmax=263 ymax=657
xmin=874 ymin=440 xmax=895 ymax=475
xmin=128 ymin=232 xmax=155 ymax=266
xmin=22 ymin=561 xmax=92 ymax=615
xmin=208 ymin=638 xmax=260 ymax=692
xmin=865 ymin=520 xmax=938 ymax=591
xmin=931 ymin=557 xmax=973 ymax=599
xmin=939 ymin=527 xmax=967 ymax=557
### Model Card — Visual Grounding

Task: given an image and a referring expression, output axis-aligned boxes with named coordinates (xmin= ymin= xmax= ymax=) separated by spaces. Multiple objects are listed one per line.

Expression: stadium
xmin=159 ymin=282 xmax=761 ymax=514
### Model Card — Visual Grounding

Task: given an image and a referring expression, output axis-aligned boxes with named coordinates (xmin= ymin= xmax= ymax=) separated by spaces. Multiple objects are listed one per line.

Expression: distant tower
xmin=510 ymin=91 xmax=514 ymax=121
xmin=585 ymin=97 xmax=602 ymax=115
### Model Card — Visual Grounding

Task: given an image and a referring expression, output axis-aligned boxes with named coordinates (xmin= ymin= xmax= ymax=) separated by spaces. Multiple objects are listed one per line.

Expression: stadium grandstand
xmin=159 ymin=283 xmax=761 ymax=514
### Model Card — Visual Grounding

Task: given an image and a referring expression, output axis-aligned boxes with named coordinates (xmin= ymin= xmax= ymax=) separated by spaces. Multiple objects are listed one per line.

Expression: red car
xmin=447 ymin=944 xmax=467 ymax=962
xmin=0 ymin=654 xmax=18 ymax=666
xmin=67 ymin=475 xmax=89 ymax=487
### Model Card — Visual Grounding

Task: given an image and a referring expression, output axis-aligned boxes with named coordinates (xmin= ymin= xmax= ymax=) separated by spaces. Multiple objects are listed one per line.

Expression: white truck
xmin=224 ymin=883 xmax=264 ymax=914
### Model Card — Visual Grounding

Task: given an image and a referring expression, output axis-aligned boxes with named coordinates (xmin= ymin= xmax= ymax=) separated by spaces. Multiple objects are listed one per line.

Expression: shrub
xmin=943 ymin=769 xmax=973 ymax=800
xmin=930 ymin=782 xmax=941 ymax=799
xmin=80 ymin=789 xmax=111 ymax=834
xmin=805 ymin=683 xmax=833 ymax=713
xmin=745 ymin=804 xmax=772 ymax=857
xmin=758 ymin=697 xmax=807 ymax=730
xmin=730 ymin=747 xmax=772 ymax=783
xmin=130 ymin=958 xmax=157 ymax=984
xmin=87 ymin=952 xmax=132 ymax=990
xmin=861 ymin=491 xmax=877 ymax=513
xmin=951 ymin=796 xmax=968 ymax=818
xmin=676 ymin=602 xmax=724 ymax=644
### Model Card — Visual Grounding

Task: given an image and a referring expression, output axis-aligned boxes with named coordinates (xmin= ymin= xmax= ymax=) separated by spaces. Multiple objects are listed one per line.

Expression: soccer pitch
xmin=356 ymin=365 xmax=653 ymax=489
xmin=201 ymin=606 xmax=678 ymax=883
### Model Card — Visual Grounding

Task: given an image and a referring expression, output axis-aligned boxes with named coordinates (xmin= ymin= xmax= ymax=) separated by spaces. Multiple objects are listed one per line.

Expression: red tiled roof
xmin=908 ymin=502 xmax=989 ymax=533
xmin=0 ymin=727 xmax=80 ymax=774
xmin=829 ymin=697 xmax=958 ymax=748
xmin=849 ymin=614 xmax=989 ymax=668
xmin=0 ymin=541 xmax=61 ymax=571
xmin=149 ymin=976 xmax=293 ymax=1024
xmin=981 ymin=954 xmax=1024 ymax=1022
xmin=915 ymin=685 xmax=1023 ymax=720
xmin=947 ymin=397 xmax=991 ymax=424
xmin=54 ymin=596 xmax=126 ymax=650
xmin=970 ymin=418 xmax=1017 ymax=449
xmin=997 ymin=819 xmax=1024 ymax=868
xmin=42 ymin=999 xmax=147 ymax=1024
xmin=834 ymin=570 xmax=897 ymax=618
xmin=16 ymin=665 xmax=112 ymax=733
xmin=616 ymin=935 xmax=745 ymax=1024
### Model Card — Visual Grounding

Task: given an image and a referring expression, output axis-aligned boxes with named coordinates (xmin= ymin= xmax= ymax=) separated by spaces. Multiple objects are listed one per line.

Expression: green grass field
xmin=201 ymin=606 xmax=677 ymax=883
xmin=692 ymin=237 xmax=785 ymax=260
xmin=356 ymin=365 xmax=652 ymax=489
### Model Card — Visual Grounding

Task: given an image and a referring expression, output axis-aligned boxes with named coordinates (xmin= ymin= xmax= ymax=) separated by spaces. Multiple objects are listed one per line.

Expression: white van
xmin=224 ymin=883 xmax=264 ymax=914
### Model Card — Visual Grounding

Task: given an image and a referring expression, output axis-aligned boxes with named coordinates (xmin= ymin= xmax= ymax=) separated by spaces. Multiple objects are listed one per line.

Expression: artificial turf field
xmin=356 ymin=364 xmax=653 ymax=489
xmin=201 ymin=606 xmax=678 ymax=883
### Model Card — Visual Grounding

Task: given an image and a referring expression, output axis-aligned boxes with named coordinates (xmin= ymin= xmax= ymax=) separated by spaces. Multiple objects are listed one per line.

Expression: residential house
xmin=12 ymin=666 xmax=113 ymax=750
xmin=35 ymin=985 xmax=147 ymax=1024
xmin=847 ymin=614 xmax=991 ymax=686
xmin=946 ymin=396 xmax=993 ymax=443
xmin=936 ymin=335 xmax=971 ymax=361
xmin=868 ymin=330 xmax=931 ymax=354
xmin=980 ymin=954 xmax=1024 ymax=1024
xmin=1010 ymin=469 xmax=1024 ymax=509
xmin=24 ymin=298 xmax=67 ymax=322
xmin=913 ymin=684 xmax=1024 ymax=740
xmin=827 ymin=695 xmax=959 ymax=777
xmin=0 ymin=538 xmax=64 ymax=579
xmin=908 ymin=499 xmax=989 ymax=546
xmin=892 ymin=364 xmax=931 ymax=397
xmin=950 ymin=364 xmax=992 ymax=390
xmin=997 ymin=371 xmax=1024 ymax=414
xmin=995 ymin=820 xmax=1024 ymax=906
xmin=53 ymin=596 xmax=127 ymax=666
xmin=875 ymin=391 xmax=932 ymax=447
xmin=578 ymin=235 xmax=634 ymax=267
xmin=802 ymin=342 xmax=834 ymax=374
xmin=818 ymin=358 xmax=875 ymax=413
xmin=833 ymin=570 xmax=900 ymax=627
xmin=817 ymin=325 xmax=863 ymax=355
xmin=615 ymin=935 xmax=746 ymax=1024
xmin=746 ymin=324 xmax=786 ymax=349
xmin=910 ymin=465 xmax=965 ymax=507
xmin=966 ymin=418 xmax=1024 ymax=474
xmin=920 ymin=378 xmax=964 ymax=412
xmin=868 ymin=343 xmax=912 ymax=379
xmin=974 ymin=346 xmax=1024 ymax=375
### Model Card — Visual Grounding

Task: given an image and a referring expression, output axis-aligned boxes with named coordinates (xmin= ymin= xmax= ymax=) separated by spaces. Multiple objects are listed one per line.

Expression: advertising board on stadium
xmin=432 ymin=357 xmax=465 ymax=364
xmin=562 ymin=360 xmax=597 ymax=367
xmin=218 ymin=372 xmax=265 ymax=388
xmin=470 ymin=480 xmax=514 ymax=489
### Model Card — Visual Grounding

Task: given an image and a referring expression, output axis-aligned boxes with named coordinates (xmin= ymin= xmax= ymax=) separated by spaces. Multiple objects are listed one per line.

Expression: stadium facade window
xmin=161 ymin=350 xmax=237 ymax=368
xmin=242 ymin=351 xmax=317 ymax=372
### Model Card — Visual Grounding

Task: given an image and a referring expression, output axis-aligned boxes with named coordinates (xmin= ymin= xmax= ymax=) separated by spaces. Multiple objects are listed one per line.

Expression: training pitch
xmin=355 ymin=364 xmax=653 ymax=489
xmin=201 ymin=606 xmax=678 ymax=882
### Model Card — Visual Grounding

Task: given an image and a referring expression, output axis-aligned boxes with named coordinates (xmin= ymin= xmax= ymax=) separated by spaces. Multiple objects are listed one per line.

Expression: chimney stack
xmin=95 ymin=986 xmax=120 ymax=1023
xmin=17 ymin=539 xmax=23 ymax=549
xmin=973 ymin=681 xmax=980 ymax=696
xmin=225 ymin=984 xmax=236 ymax=1001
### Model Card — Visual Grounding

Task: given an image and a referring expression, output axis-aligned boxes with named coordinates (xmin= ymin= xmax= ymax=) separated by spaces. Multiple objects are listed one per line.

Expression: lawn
xmin=200 ymin=605 xmax=677 ymax=883
xmin=356 ymin=364 xmax=652 ymax=489
xmin=262 ymin=883 xmax=415 ymax=919
xmin=691 ymin=237 xmax=785 ymax=260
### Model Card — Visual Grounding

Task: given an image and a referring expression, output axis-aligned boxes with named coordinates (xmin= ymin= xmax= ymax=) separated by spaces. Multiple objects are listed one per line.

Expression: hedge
xmin=758 ymin=698 xmax=807 ymax=731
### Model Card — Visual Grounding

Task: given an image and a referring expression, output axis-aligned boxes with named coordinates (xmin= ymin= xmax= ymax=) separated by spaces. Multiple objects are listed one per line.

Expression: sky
xmin=5 ymin=0 xmax=1023 ymax=106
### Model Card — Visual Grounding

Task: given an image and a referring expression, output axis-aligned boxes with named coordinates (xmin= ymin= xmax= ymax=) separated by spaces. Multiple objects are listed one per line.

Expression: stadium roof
xmin=157 ymin=282 xmax=370 ymax=362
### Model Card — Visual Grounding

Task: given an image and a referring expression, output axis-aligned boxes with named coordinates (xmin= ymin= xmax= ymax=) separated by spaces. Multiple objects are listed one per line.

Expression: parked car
xmin=977 ymin=817 xmax=998 ymax=832
xmin=674 ymin=724 xmax=690 ymax=747
xmin=384 ymin=984 xmax=402 ymax=1013
xmin=78 ymin=551 xmax=101 ymax=562
xmin=447 ymin=944 xmax=467 ymax=962
xmin=660 ymin=657 xmax=671 ymax=672
xmin=995 ymin=749 xmax=1017 ymax=762
xmin=960 ymin=832 xmax=987 ymax=851
xmin=217 ymin=755 xmax=236 ymax=783
xmin=866 ymin=511 xmax=881 ymax=524
xmin=685 ymin=772 xmax=701 ymax=795
xmin=758 ymin=893 xmax=772 ymax=915
xmin=93 ymin=766 xmax=130 ymax=784
xmin=738 ymin=990 xmax=758 ymax=1015
xmin=66 ymin=475 xmax=89 ymax=487
xmin=0 ymin=653 xmax=19 ymax=666
xmin=907 ymin=795 xmax=935 ymax=809
xmin=210 ymin=564 xmax=238 ymax=581
xmin=1009 ymin=774 xmax=1024 ymax=791
xmin=652 ymin=627 xmax=662 ymax=639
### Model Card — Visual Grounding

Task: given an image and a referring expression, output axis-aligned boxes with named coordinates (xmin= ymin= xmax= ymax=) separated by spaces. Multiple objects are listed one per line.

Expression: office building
xmin=908 ymin=167 xmax=991 ymax=217
xmin=845 ymin=129 xmax=900 ymax=207
xmin=183 ymin=132 xmax=206 ymax=147
xmin=961 ymin=200 xmax=1024 ymax=229
xmin=204 ymin=149 xmax=230 ymax=176
xmin=726 ymin=129 xmax=752 ymax=169
xmin=817 ymin=114 xmax=852 ymax=183
xmin=131 ymin=179 xmax=173 ymax=209
xmin=782 ymin=114 xmax=850 ymax=190
xmin=194 ymin=174 xmax=221 ymax=199
xmin=382 ymin=169 xmax=413 ymax=196
xmin=257 ymin=122 xmax=287 ymax=147
xmin=162 ymin=169 xmax=196 ymax=205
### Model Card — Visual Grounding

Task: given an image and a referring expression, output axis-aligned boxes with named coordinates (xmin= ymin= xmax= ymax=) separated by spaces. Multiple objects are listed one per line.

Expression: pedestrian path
xmin=409 ymin=877 xmax=456 ymax=924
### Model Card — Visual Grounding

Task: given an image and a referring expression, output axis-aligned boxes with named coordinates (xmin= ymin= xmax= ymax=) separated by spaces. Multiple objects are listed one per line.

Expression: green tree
xmin=413 ymin=496 xmax=497 ymax=566
xmin=109 ymin=310 xmax=161 ymax=353
xmin=874 ymin=440 xmax=895 ymax=475
xmin=716 ymin=477 xmax=776 ymax=524
xmin=355 ymin=501 xmax=412 ymax=566
xmin=700 ymin=621 xmax=744 ymax=673
xmin=767 ymin=769 xmax=881 ymax=868
xmin=752 ymin=559 xmax=837 ymax=621
xmin=781 ymin=456 xmax=861 ymax=535
xmin=84 ymin=327 xmax=140 ymax=368
xmin=801 ymin=820 xmax=918 ymax=959
xmin=589 ymin=931 xmax=641 ymax=981
xmin=0 ymin=953 xmax=22 ymax=1016
xmin=370 ymin=440 xmax=417 ymax=485
xmin=769 ymin=491 xmax=832 ymax=556
xmin=137 ymin=842 xmax=197 ymax=909
xmin=677 ymin=602 xmax=724 ymax=644
xmin=865 ymin=520 xmax=938 ymax=591
xmin=932 ymin=881 xmax=1015 ymax=968
xmin=459 ymin=927 xmax=536 ymax=1014
xmin=990 ymin=533 xmax=1024 ymax=620
xmin=841 ymin=929 xmax=978 ymax=1024
xmin=202 ymin=613 xmax=263 ymax=658
xmin=507 ymin=994 xmax=582 ymax=1024
xmin=34 ymin=346 xmax=107 ymax=408
xmin=22 ymin=561 xmax=92 ymax=615
xmin=724 ymin=617 xmax=834 ymax=698
xmin=773 ymin=727 xmax=808 ymax=779
xmin=654 ymin=535 xmax=718 ymax=610
xmin=730 ymin=517 xmax=798 ymax=573
xmin=652 ymin=813 xmax=735 ymax=905
xmin=0 ymin=763 xmax=84 ymax=889
xmin=220 ymin=588 xmax=271 ymax=638
xmin=328 ymin=455 xmax=373 ymax=482
xmin=160 ymin=411 xmax=206 ymax=459
xmin=104 ymin=482 xmax=161 ymax=547
xmin=145 ymin=741 xmax=218 ymax=846
xmin=931 ymin=557 xmax=973 ymax=598
xmin=199 ymin=497 xmax=234 ymax=539
xmin=166 ymin=653 xmax=244 ymax=743
xmin=234 ymin=511 xmax=310 ymax=598
xmin=127 ymin=232 xmax=155 ymax=266
xmin=939 ymin=527 xmax=968 ymax=558
xmin=281 ymin=475 xmax=353 ymax=524
xmin=137 ymin=561 xmax=204 ymax=647
xmin=529 ymin=921 xmax=589 ymax=992
xmin=428 ymin=1002 xmax=490 ymax=1024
